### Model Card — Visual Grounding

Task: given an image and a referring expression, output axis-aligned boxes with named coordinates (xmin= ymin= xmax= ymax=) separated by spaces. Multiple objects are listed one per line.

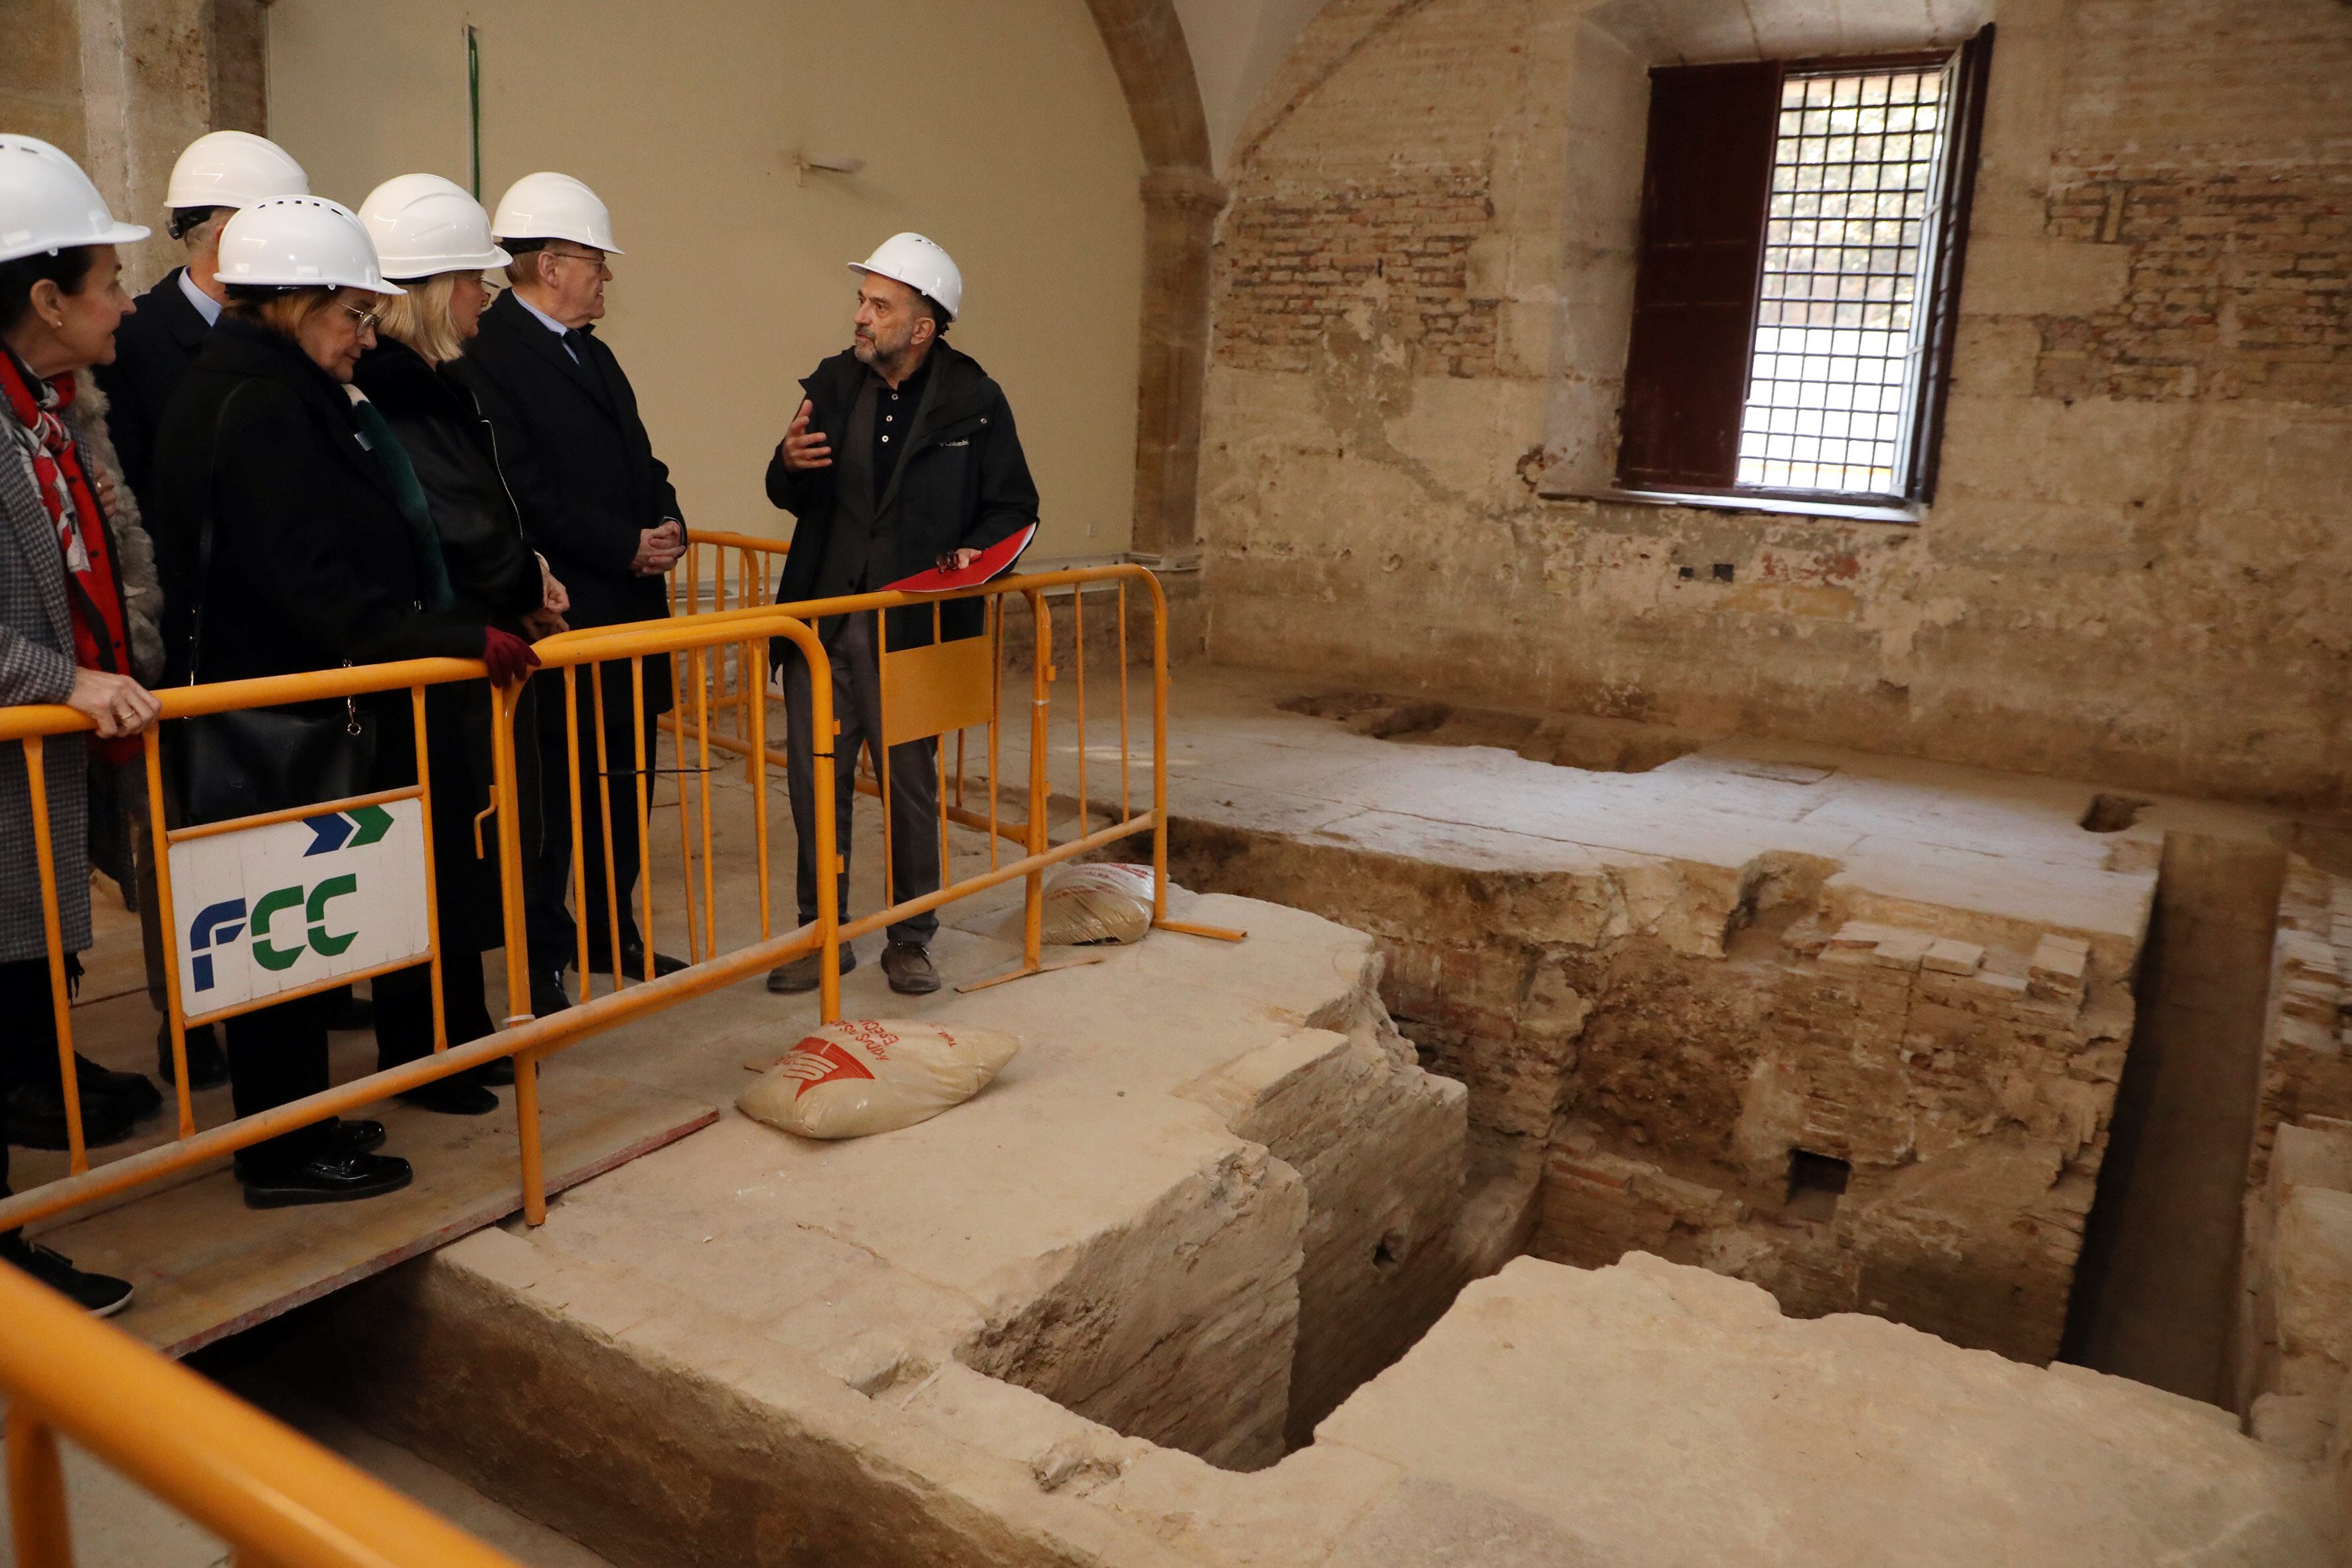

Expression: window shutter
xmin=1615 ymin=61 xmax=1784 ymax=491
xmin=1905 ymin=25 xmax=1994 ymax=503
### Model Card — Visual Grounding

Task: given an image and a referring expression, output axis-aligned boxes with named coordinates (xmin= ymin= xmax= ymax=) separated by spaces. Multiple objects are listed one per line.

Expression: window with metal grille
xmin=1739 ymin=68 xmax=1945 ymax=495
xmin=1614 ymin=31 xmax=1994 ymax=512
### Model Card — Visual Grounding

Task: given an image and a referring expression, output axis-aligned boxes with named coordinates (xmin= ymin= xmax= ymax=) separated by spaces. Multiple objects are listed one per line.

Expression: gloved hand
xmin=483 ymin=626 xmax=541 ymax=688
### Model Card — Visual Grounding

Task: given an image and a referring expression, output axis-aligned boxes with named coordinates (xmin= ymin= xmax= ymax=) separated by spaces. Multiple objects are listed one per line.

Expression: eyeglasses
xmin=342 ymin=303 xmax=384 ymax=333
xmin=543 ymin=248 xmax=608 ymax=271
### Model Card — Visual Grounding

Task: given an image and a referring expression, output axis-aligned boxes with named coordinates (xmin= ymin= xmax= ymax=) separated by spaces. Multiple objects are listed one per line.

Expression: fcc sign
xmin=170 ymin=801 xmax=431 ymax=1023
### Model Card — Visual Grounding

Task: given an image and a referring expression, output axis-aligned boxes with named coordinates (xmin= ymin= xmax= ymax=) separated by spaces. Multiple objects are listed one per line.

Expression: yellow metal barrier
xmin=0 ymin=1258 xmax=524 ymax=1567
xmin=648 ymin=540 xmax=1247 ymax=982
xmin=0 ymin=612 xmax=838 ymax=1237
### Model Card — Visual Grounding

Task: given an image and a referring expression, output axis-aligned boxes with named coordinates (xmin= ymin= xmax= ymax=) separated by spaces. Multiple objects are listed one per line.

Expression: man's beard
xmin=854 ymin=327 xmax=911 ymax=372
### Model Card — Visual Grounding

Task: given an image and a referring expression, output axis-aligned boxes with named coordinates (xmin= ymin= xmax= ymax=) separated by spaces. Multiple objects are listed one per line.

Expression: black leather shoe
xmin=240 ymin=1152 xmax=412 ymax=1210
xmin=323 ymin=989 xmax=374 ymax=1030
xmin=882 ymin=942 xmax=941 ymax=996
xmin=1 ymin=1233 xmax=133 ymax=1317
xmin=473 ymin=1057 xmax=516 ymax=1088
xmin=75 ymin=1055 xmax=161 ymax=1120
xmin=767 ymin=945 xmax=856 ymax=994
xmin=588 ymin=947 xmax=687 ymax=981
xmin=157 ymin=1022 xmax=229 ymax=1090
xmin=528 ymin=969 xmax=572 ymax=1016
xmin=6 ymin=1085 xmax=136 ymax=1152
xmin=396 ymin=1077 xmax=499 ymax=1117
xmin=334 ymin=1118 xmax=387 ymax=1156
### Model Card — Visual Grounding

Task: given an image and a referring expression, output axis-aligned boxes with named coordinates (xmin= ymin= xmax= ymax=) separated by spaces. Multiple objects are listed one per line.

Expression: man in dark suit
xmin=447 ymin=173 xmax=685 ymax=1014
xmin=93 ymin=130 xmax=310 ymax=1091
xmin=763 ymin=233 xmax=1038 ymax=997
xmin=96 ymin=131 xmax=309 ymax=526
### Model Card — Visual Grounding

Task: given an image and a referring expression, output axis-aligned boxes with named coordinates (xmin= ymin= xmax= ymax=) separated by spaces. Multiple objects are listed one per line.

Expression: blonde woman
xmin=352 ymin=174 xmax=567 ymax=1109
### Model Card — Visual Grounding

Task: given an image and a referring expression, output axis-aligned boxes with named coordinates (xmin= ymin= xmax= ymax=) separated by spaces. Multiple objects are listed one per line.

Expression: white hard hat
xmin=358 ymin=173 xmax=510 ymax=279
xmin=848 ymin=232 xmax=961 ymax=320
xmin=164 ymin=130 xmax=308 ymax=213
xmin=216 ymin=196 xmax=404 ymax=295
xmin=490 ymin=172 xmax=623 ymax=254
xmin=0 ymin=136 xmax=151 ymax=266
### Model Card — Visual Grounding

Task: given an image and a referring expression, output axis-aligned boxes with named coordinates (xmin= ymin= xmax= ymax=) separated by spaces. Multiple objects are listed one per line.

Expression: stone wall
xmin=1192 ymin=0 xmax=2352 ymax=809
xmin=1 ymin=0 xmax=259 ymax=285
xmin=2236 ymin=1117 xmax=2352 ymax=1488
xmin=2251 ymin=858 xmax=2352 ymax=1193
xmin=1167 ymin=814 xmax=2136 ymax=1366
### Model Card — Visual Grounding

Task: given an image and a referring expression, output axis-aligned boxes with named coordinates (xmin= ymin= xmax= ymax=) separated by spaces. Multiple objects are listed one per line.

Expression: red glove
xmin=483 ymin=626 xmax=541 ymax=688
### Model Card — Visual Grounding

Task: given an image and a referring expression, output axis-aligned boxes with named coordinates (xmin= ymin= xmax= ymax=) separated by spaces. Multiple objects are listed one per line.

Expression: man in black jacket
xmin=447 ymin=173 xmax=684 ymax=1012
xmin=764 ymin=234 xmax=1038 ymax=997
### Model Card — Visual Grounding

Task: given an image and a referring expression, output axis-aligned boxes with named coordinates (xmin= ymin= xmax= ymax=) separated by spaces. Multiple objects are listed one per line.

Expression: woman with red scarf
xmin=0 ymin=135 xmax=165 ymax=1317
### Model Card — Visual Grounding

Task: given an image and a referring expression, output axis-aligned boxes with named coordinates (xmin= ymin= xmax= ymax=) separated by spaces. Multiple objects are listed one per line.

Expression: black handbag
xmin=173 ymin=384 xmax=378 ymax=825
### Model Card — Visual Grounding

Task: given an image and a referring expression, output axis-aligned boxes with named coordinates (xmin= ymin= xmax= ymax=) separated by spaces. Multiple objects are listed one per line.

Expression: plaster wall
xmin=265 ymin=0 xmax=1146 ymax=562
xmin=1194 ymin=0 xmax=2352 ymax=809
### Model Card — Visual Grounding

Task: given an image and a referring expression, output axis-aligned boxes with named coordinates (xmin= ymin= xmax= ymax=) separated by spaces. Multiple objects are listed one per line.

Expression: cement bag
xmin=738 ymin=1019 xmax=1020 ymax=1140
xmin=1038 ymin=862 xmax=1154 ymax=946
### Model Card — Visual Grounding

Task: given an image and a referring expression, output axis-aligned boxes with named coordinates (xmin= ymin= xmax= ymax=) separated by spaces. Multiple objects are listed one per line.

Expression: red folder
xmin=880 ymin=524 xmax=1037 ymax=594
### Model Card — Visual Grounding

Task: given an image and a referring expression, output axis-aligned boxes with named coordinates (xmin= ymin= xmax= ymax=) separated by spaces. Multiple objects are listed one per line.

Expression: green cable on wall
xmin=467 ymin=25 xmax=482 ymax=198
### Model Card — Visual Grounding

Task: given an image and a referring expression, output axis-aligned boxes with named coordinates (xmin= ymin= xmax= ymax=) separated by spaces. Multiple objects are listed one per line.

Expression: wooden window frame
xmin=1611 ymin=27 xmax=1995 ymax=515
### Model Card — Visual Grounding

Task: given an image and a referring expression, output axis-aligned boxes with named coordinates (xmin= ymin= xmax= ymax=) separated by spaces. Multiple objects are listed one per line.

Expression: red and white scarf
xmin=3 ymin=349 xmax=136 ymax=759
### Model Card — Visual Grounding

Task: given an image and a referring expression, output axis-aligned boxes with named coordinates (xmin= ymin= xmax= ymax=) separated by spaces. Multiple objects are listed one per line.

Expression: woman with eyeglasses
xmin=151 ymin=195 xmax=540 ymax=1209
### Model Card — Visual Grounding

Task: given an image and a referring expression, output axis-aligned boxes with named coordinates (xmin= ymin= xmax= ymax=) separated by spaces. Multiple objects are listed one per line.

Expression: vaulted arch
xmin=1085 ymin=0 xmax=1226 ymax=560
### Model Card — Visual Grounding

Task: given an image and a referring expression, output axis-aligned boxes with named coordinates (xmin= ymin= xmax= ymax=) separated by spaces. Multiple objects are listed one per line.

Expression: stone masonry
xmin=1194 ymin=0 xmax=2352 ymax=810
xmin=1155 ymin=670 xmax=2160 ymax=1367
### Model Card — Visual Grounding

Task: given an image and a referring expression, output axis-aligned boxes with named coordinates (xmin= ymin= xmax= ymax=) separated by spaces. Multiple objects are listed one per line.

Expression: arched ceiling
xmin=1166 ymin=0 xmax=1996 ymax=173
xmin=1170 ymin=0 xmax=1332 ymax=174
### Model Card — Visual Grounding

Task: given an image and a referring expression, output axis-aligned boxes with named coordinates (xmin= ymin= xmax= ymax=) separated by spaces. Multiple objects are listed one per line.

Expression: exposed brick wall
xmin=1195 ymin=0 xmax=2352 ymax=809
xmin=2038 ymin=158 xmax=2352 ymax=404
xmin=1214 ymin=171 xmax=1500 ymax=377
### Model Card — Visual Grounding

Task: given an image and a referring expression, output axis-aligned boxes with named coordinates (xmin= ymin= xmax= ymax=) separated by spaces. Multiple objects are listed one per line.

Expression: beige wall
xmin=1198 ymin=0 xmax=2352 ymax=809
xmin=267 ymin=0 xmax=1145 ymax=560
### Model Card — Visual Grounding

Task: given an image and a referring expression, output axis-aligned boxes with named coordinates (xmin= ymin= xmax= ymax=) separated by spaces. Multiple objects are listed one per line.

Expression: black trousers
xmin=226 ymin=990 xmax=333 ymax=1176
xmin=783 ymin=612 xmax=939 ymax=945
xmin=373 ymin=951 xmax=496 ymax=1069
xmin=0 ymin=956 xmax=53 ymax=1206
xmin=528 ymin=661 xmax=657 ymax=971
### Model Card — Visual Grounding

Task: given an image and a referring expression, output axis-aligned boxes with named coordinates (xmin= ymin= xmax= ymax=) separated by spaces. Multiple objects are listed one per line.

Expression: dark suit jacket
xmin=445 ymin=295 xmax=679 ymax=702
xmin=765 ymin=341 xmax=1038 ymax=652
xmin=152 ymin=319 xmax=486 ymax=714
xmin=94 ymin=266 xmax=212 ymax=530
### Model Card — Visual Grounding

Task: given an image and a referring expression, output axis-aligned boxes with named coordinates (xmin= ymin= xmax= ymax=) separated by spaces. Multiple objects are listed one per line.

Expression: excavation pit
xmin=1279 ymin=690 xmax=1709 ymax=773
xmin=273 ymin=673 xmax=2329 ymax=1563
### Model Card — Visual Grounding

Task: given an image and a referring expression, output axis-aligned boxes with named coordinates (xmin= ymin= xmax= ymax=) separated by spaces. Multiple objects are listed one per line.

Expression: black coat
xmin=93 ymin=267 xmax=212 ymax=524
xmin=444 ymin=294 xmax=678 ymax=706
xmin=766 ymin=341 xmax=1038 ymax=652
xmin=353 ymin=338 xmax=542 ymax=628
xmin=353 ymin=337 xmax=550 ymax=947
xmin=151 ymin=318 xmax=487 ymax=793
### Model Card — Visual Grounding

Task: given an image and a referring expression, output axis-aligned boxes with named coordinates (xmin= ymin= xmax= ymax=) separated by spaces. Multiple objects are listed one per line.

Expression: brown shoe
xmin=881 ymin=942 xmax=940 ymax=996
xmin=767 ymin=945 xmax=857 ymax=994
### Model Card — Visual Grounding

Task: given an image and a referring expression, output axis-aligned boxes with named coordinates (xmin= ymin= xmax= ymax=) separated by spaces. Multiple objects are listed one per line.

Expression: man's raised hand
xmin=781 ymin=398 xmax=832 ymax=472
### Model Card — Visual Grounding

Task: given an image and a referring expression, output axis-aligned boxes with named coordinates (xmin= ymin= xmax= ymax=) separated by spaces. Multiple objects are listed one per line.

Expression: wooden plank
xmin=31 ymin=1071 xmax=716 ymax=1360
